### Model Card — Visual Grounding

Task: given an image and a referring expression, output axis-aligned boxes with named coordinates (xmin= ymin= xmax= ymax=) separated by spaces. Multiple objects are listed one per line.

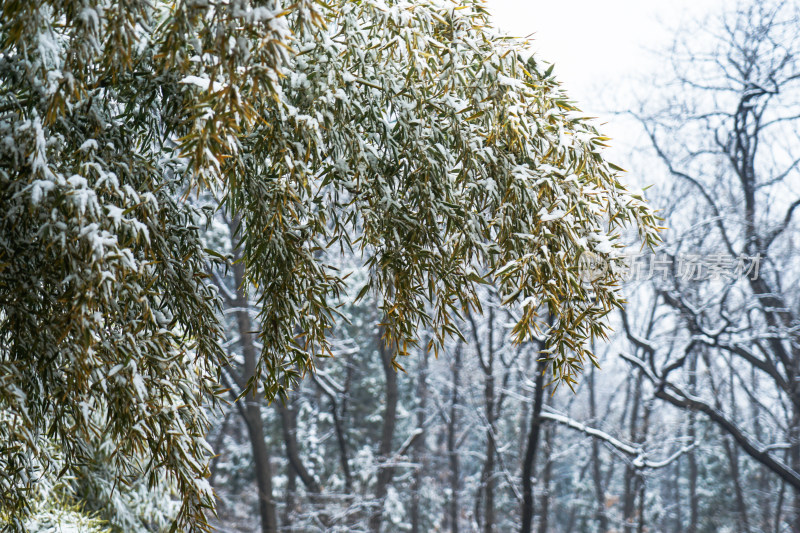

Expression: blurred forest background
xmin=203 ymin=1 xmax=800 ymax=532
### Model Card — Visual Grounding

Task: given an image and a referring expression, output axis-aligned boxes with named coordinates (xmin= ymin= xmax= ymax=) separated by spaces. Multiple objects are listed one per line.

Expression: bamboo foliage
xmin=0 ymin=0 xmax=658 ymax=529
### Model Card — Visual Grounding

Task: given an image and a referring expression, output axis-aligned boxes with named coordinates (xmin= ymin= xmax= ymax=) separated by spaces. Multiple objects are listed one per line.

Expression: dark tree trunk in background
xmin=242 ymin=397 xmax=279 ymax=533
xmin=635 ymin=397 xmax=651 ymax=533
xmin=673 ymin=457 xmax=683 ymax=533
xmin=313 ymin=371 xmax=353 ymax=493
xmin=687 ymin=352 xmax=699 ymax=533
xmin=284 ymin=460 xmax=297 ymax=529
xmin=212 ymin=214 xmax=280 ymax=533
xmin=623 ymin=371 xmax=643 ymax=533
xmin=231 ymin=251 xmax=279 ymax=533
xmin=791 ymin=409 xmax=800 ymax=533
xmin=278 ymin=400 xmax=322 ymax=495
xmin=469 ymin=307 xmax=497 ymax=533
xmin=410 ymin=341 xmax=429 ymax=533
xmin=724 ymin=362 xmax=751 ymax=533
xmin=521 ymin=355 xmax=547 ymax=533
xmin=482 ymin=361 xmax=496 ymax=532
xmin=775 ymin=450 xmax=789 ymax=533
xmin=589 ymin=365 xmax=609 ymax=533
xmin=369 ymin=330 xmax=399 ymax=533
xmin=723 ymin=436 xmax=751 ymax=532
xmin=448 ymin=343 xmax=463 ymax=533
xmin=537 ymin=419 xmax=553 ymax=533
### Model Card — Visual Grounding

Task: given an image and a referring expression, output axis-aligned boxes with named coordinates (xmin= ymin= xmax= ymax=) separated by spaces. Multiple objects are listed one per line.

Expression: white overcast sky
xmin=484 ymin=0 xmax=726 ymax=156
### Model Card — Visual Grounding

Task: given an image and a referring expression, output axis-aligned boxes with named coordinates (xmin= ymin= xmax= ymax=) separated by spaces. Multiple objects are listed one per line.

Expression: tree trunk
xmin=589 ymin=365 xmax=609 ymax=533
xmin=521 ymin=355 xmax=547 ymax=533
xmin=635 ymin=395 xmax=651 ymax=533
xmin=243 ymin=396 xmax=279 ymax=533
xmin=687 ymin=353 xmax=699 ymax=533
xmin=448 ymin=343 xmax=463 ymax=533
xmin=673 ymin=457 xmax=683 ymax=533
xmin=410 ymin=341 xmax=429 ymax=533
xmin=537 ymin=419 xmax=553 ymax=533
xmin=623 ymin=371 xmax=643 ymax=533
xmin=221 ymin=214 xmax=280 ymax=533
xmin=722 ymin=436 xmax=750 ymax=532
xmin=775 ymin=451 xmax=788 ymax=533
xmin=687 ymin=419 xmax=699 ymax=532
xmin=790 ymin=408 xmax=800 ymax=533
xmin=284 ymin=459 xmax=297 ymax=530
xmin=470 ymin=307 xmax=497 ymax=533
xmin=277 ymin=400 xmax=322 ymax=495
xmin=369 ymin=330 xmax=398 ymax=533
xmin=482 ymin=374 xmax=496 ymax=533
xmin=722 ymin=360 xmax=750 ymax=532
xmin=313 ymin=372 xmax=353 ymax=493
xmin=231 ymin=257 xmax=279 ymax=533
